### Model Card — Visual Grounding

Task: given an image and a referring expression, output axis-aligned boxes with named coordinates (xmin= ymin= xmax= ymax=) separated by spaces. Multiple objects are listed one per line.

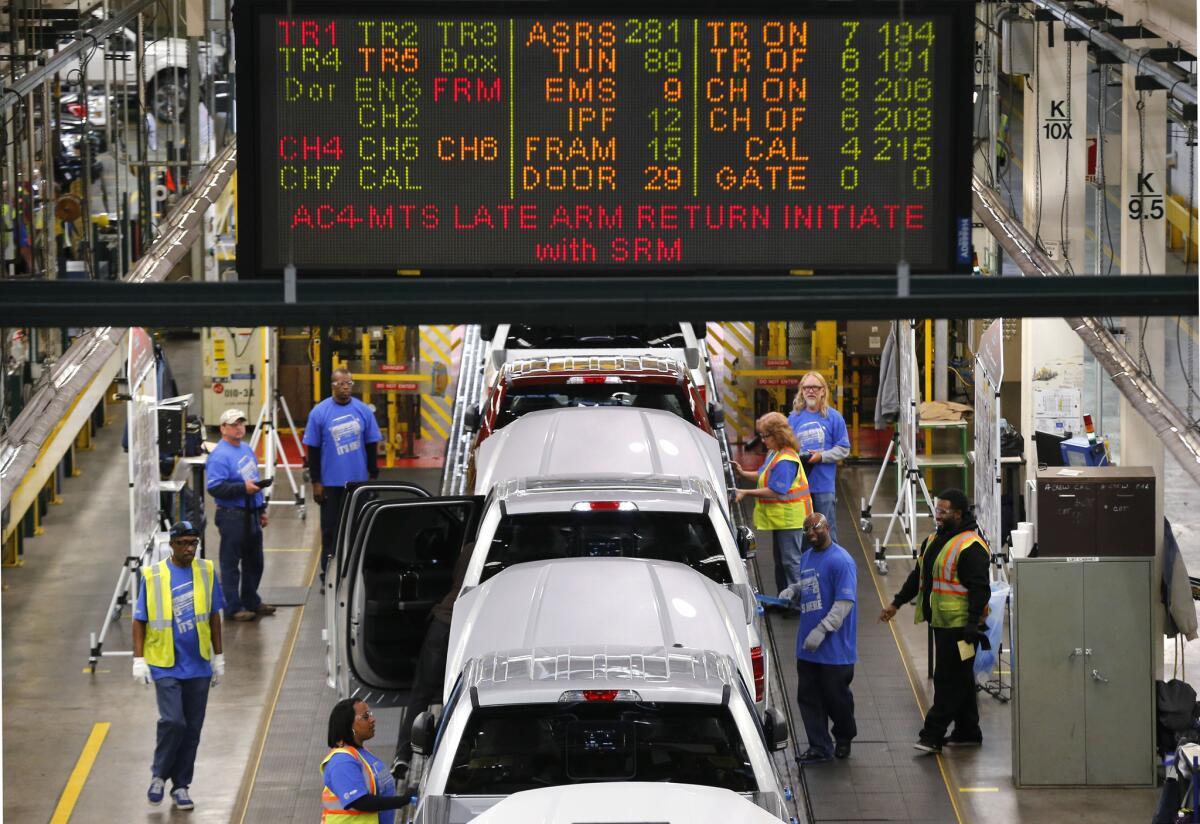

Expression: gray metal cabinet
xmin=1012 ymin=557 xmax=1155 ymax=787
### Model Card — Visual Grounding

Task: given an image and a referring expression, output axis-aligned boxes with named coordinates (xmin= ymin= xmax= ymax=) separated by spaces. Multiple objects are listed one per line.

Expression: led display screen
xmin=235 ymin=1 xmax=972 ymax=276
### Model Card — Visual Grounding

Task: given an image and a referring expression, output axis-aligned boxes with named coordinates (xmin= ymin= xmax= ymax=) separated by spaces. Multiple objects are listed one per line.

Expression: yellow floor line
xmin=842 ymin=490 xmax=967 ymax=824
xmin=959 ymin=787 xmax=999 ymax=793
xmin=232 ymin=548 xmax=319 ymax=824
xmin=50 ymin=722 xmax=110 ymax=824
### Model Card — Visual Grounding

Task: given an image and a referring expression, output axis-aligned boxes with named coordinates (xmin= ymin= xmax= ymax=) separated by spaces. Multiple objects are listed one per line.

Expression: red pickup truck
xmin=468 ymin=354 xmax=715 ymax=451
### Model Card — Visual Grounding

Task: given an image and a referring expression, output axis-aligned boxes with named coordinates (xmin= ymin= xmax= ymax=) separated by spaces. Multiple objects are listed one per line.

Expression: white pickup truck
xmin=324 ymin=408 xmax=767 ymax=712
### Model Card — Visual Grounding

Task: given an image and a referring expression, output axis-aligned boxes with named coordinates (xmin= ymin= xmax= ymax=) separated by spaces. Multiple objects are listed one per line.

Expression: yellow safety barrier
xmin=1168 ymin=195 xmax=1198 ymax=263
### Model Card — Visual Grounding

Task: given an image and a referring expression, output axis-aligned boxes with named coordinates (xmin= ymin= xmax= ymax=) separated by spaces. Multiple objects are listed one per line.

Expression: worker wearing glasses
xmin=304 ymin=367 xmax=383 ymax=584
xmin=322 ymin=698 xmax=405 ymax=822
xmin=733 ymin=411 xmax=814 ymax=590
xmin=788 ymin=372 xmax=850 ymax=546
xmin=879 ymin=488 xmax=990 ymax=754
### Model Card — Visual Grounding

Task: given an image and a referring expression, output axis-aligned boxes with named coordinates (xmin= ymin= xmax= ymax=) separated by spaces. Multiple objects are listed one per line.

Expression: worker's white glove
xmin=132 ymin=657 xmax=151 ymax=687
xmin=777 ymin=586 xmax=796 ymax=603
xmin=803 ymin=626 xmax=827 ymax=652
xmin=211 ymin=653 xmax=225 ymax=687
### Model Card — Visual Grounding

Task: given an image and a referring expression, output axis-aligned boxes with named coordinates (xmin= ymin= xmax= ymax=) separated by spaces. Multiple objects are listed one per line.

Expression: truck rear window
xmin=504 ymin=324 xmax=687 ymax=349
xmin=495 ymin=383 xmax=695 ymax=430
xmin=484 ymin=512 xmax=732 ymax=585
xmin=443 ymin=702 xmax=756 ymax=795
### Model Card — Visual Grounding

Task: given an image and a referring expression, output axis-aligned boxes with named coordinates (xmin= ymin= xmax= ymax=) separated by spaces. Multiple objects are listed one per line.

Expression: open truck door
xmin=331 ymin=487 xmax=482 ymax=703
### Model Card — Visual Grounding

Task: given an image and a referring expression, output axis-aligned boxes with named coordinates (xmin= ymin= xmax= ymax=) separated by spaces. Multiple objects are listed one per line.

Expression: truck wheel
xmin=151 ymin=73 xmax=188 ymax=122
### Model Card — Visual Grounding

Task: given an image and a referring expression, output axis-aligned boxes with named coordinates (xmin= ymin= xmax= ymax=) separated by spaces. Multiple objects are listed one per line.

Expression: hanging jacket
xmin=875 ymin=323 xmax=900 ymax=429
xmin=141 ymin=558 xmax=215 ymax=667
xmin=1163 ymin=518 xmax=1199 ymax=641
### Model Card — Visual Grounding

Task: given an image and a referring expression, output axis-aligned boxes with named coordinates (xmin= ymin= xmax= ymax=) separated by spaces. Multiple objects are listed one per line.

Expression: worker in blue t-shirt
xmin=780 ymin=512 xmax=858 ymax=763
xmin=788 ymin=372 xmax=850 ymax=543
xmin=321 ymin=698 xmax=405 ymax=822
xmin=304 ymin=368 xmax=383 ymax=583
xmin=133 ymin=521 xmax=225 ymax=811
xmin=206 ymin=408 xmax=274 ymax=622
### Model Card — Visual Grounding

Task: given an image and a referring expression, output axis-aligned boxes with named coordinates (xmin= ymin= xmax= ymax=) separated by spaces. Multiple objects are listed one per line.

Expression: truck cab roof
xmin=447 ymin=557 xmax=753 ymax=706
xmin=469 ymin=782 xmax=785 ymax=824
xmin=472 ymin=406 xmax=729 ymax=503
xmin=459 ymin=644 xmax=741 ymax=708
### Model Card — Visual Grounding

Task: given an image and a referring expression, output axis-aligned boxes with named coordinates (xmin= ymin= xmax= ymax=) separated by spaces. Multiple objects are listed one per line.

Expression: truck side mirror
xmin=491 ymin=350 xmax=506 ymax=371
xmin=707 ymin=403 xmax=725 ymax=427
xmin=463 ymin=408 xmax=481 ymax=431
xmin=684 ymin=346 xmax=701 ymax=370
xmin=737 ymin=526 xmax=757 ymax=559
xmin=410 ymin=711 xmax=438 ymax=755
xmin=763 ymin=707 xmax=790 ymax=751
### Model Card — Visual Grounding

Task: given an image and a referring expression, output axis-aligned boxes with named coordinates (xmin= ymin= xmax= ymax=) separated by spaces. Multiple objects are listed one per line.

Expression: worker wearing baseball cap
xmin=133 ymin=520 xmax=225 ymax=811
xmin=206 ymin=409 xmax=275 ymax=622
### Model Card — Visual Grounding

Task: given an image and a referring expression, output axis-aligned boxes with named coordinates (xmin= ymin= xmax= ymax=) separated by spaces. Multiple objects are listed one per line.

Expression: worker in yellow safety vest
xmin=733 ymin=410 xmax=814 ymax=590
xmin=321 ymin=698 xmax=405 ymax=822
xmin=880 ymin=488 xmax=991 ymax=754
xmin=132 ymin=520 xmax=225 ymax=812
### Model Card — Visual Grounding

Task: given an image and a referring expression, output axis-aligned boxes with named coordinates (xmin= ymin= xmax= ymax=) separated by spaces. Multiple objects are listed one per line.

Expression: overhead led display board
xmin=235 ymin=1 xmax=973 ymax=276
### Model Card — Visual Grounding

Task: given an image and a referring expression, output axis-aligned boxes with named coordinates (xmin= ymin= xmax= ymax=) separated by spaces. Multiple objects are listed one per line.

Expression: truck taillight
xmin=572 ymin=501 xmax=638 ymax=511
xmin=559 ymin=689 xmax=642 ymax=702
xmin=752 ymin=645 xmax=765 ymax=703
xmin=566 ymin=375 xmax=621 ymax=384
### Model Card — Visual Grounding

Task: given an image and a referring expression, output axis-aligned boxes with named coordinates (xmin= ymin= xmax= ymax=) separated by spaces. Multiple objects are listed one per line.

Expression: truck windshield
xmin=495 ymin=383 xmax=695 ymax=430
xmin=483 ymin=511 xmax=731 ymax=584
xmin=443 ymin=702 xmax=757 ymax=795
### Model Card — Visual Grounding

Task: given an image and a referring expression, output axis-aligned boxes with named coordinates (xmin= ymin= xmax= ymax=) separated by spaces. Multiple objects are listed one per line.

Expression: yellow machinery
xmin=308 ymin=326 xmax=453 ymax=466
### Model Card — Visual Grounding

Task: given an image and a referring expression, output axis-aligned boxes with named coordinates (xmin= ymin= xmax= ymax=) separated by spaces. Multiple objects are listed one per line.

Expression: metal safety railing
xmin=440 ymin=324 xmax=488 ymax=496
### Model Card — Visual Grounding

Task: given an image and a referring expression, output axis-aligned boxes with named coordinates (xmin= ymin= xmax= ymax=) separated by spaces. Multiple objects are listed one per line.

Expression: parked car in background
xmin=58 ymin=10 xmax=224 ymax=121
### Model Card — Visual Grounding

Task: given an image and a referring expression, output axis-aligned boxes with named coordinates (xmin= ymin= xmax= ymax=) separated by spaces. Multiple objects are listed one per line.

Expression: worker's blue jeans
xmin=772 ymin=528 xmax=806 ymax=591
xmin=216 ymin=507 xmax=264 ymax=615
xmin=810 ymin=492 xmax=839 ymax=543
xmin=152 ymin=676 xmax=210 ymax=788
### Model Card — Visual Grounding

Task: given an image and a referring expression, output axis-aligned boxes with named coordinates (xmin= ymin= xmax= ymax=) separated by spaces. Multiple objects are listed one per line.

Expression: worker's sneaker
xmin=913 ymin=737 xmax=943 ymax=755
xmin=796 ymin=748 xmax=833 ymax=764
xmin=254 ymin=603 xmax=277 ymax=616
xmin=230 ymin=610 xmax=257 ymax=622
xmin=147 ymin=777 xmax=165 ymax=805
xmin=171 ymin=787 xmax=194 ymax=811
xmin=834 ymin=740 xmax=853 ymax=759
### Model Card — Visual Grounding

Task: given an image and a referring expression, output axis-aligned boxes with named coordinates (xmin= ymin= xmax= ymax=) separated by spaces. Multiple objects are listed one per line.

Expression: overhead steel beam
xmin=0 ymin=273 xmax=1192 ymax=327
xmin=973 ymin=175 xmax=1200 ymax=487
xmin=1032 ymin=0 xmax=1196 ymax=109
xmin=0 ymin=0 xmax=153 ymax=113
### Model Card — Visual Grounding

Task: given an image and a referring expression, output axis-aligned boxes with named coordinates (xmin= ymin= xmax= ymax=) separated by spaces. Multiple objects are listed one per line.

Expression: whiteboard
xmin=973 ymin=319 xmax=1004 ymax=549
xmin=127 ymin=328 xmax=160 ymax=559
